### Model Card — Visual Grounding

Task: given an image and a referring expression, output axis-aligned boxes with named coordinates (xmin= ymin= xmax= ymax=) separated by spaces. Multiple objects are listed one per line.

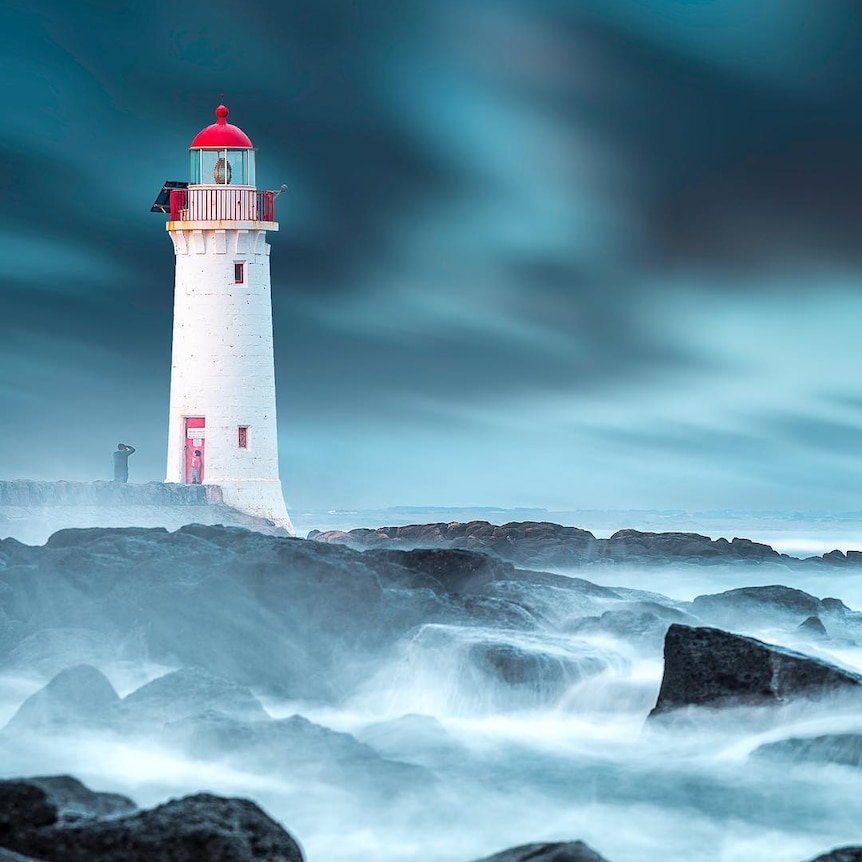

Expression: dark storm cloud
xmin=3 ymin=0 xmax=862 ymax=507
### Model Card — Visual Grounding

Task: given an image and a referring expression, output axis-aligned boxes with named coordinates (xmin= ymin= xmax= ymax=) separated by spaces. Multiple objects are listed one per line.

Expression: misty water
xmin=2 ymin=517 xmax=862 ymax=861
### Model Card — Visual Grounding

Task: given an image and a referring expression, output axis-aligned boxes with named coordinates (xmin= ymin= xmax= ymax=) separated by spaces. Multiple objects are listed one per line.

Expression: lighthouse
xmin=154 ymin=104 xmax=294 ymax=534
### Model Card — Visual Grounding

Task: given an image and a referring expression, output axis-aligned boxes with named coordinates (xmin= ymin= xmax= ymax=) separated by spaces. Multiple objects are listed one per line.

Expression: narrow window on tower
xmin=234 ymin=262 xmax=245 ymax=284
xmin=238 ymin=426 xmax=249 ymax=449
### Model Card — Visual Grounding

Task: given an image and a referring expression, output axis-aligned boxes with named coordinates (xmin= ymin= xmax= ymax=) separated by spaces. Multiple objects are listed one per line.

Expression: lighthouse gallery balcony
xmin=169 ymin=187 xmax=275 ymax=223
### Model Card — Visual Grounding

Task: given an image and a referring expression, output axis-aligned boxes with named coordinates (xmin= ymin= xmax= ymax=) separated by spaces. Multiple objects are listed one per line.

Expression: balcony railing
xmin=169 ymin=188 xmax=275 ymax=222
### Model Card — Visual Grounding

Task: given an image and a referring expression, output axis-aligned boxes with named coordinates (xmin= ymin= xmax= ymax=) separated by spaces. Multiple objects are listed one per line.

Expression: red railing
xmin=169 ymin=188 xmax=275 ymax=222
xmin=170 ymin=188 xmax=187 ymax=220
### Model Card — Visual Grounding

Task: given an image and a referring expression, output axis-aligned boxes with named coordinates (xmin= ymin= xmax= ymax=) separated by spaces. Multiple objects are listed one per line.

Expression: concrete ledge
xmin=0 ymin=481 xmax=223 ymax=507
xmin=0 ymin=481 xmax=288 ymax=546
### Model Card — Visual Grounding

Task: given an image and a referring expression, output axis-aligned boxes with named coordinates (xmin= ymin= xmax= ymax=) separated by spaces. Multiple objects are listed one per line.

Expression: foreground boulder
xmin=649 ymin=625 xmax=862 ymax=717
xmin=470 ymin=841 xmax=611 ymax=862
xmin=0 ymin=776 xmax=304 ymax=862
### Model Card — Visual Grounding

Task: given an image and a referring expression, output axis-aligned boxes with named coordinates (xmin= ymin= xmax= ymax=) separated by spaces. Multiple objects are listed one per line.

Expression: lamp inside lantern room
xmin=189 ymin=148 xmax=255 ymax=186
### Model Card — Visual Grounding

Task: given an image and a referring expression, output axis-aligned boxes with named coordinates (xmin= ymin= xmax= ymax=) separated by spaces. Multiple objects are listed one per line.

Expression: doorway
xmin=184 ymin=417 xmax=205 ymax=484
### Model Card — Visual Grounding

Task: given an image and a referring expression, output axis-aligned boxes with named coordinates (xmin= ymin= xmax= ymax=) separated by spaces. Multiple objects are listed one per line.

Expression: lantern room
xmin=188 ymin=105 xmax=256 ymax=187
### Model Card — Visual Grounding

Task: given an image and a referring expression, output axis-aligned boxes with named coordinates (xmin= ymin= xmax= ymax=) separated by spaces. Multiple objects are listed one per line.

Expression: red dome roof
xmin=190 ymin=105 xmax=253 ymax=149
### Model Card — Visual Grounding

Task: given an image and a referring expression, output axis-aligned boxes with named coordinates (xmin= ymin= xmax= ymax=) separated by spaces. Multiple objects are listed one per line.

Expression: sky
xmin=3 ymin=0 xmax=862 ymax=513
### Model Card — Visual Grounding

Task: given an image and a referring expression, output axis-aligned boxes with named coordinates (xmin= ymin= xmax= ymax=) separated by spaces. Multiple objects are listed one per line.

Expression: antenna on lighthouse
xmin=274 ymin=184 xmax=289 ymax=197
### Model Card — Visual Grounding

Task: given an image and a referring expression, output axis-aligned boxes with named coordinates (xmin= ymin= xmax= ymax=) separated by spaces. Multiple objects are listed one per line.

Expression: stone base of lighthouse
xmin=215 ymin=479 xmax=295 ymax=534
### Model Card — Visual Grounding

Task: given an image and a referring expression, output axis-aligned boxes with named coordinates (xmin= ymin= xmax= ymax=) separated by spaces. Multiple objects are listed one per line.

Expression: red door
xmin=184 ymin=417 xmax=205 ymax=484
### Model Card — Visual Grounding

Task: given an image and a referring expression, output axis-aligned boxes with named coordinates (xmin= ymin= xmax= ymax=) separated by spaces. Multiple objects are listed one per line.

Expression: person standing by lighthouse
xmin=157 ymin=104 xmax=294 ymax=534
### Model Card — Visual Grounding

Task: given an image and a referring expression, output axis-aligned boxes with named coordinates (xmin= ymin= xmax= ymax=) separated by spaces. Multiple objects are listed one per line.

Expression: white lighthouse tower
xmin=159 ymin=104 xmax=294 ymax=534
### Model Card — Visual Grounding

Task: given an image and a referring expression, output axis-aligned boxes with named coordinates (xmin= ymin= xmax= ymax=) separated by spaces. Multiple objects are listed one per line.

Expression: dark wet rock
xmin=398 ymin=625 xmax=620 ymax=712
xmin=470 ymin=840 xmax=611 ymax=862
xmin=469 ymin=641 xmax=600 ymax=688
xmin=649 ymin=624 xmax=862 ymax=717
xmin=364 ymin=546 xmax=517 ymax=594
xmin=310 ymin=520 xmax=821 ymax=570
xmin=821 ymin=597 xmax=850 ymax=613
xmin=805 ymin=849 xmax=862 ymax=862
xmin=691 ymin=586 xmax=837 ymax=629
xmin=798 ymin=616 xmax=828 ymax=637
xmin=568 ymin=610 xmax=663 ymax=641
xmin=4 ymin=665 xmax=119 ymax=734
xmin=118 ymin=667 xmax=268 ymax=728
xmin=314 ymin=521 xmax=600 ymax=568
xmin=0 ymin=775 xmax=304 ymax=862
xmin=163 ymin=710 xmax=431 ymax=799
xmin=604 ymin=530 xmax=782 ymax=564
xmin=752 ymin=733 xmax=862 ymax=768
xmin=484 ymin=579 xmax=621 ymax=630
xmin=0 ymin=775 xmax=135 ymax=828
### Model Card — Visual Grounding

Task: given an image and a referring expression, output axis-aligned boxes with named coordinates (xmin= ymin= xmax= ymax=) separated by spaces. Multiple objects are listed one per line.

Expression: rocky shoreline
xmin=309 ymin=520 xmax=862 ymax=569
xmin=2 ymin=523 xmax=862 ymax=860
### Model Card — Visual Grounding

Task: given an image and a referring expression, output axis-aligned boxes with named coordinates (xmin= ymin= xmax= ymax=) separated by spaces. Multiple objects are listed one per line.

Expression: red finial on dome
xmin=190 ymin=104 xmax=253 ymax=149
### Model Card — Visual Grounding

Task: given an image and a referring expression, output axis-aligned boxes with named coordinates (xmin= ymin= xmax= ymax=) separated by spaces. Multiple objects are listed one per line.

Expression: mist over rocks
xmin=4 ymin=665 xmax=119 ymax=734
xmin=0 ymin=525 xmax=631 ymax=701
xmin=4 ymin=522 xmax=862 ymax=860
xmin=752 ymin=733 xmax=862 ymax=769
xmin=162 ymin=710 xmax=433 ymax=800
xmin=693 ymin=586 xmax=841 ymax=624
xmin=117 ymin=666 xmax=268 ymax=728
xmin=649 ymin=624 xmax=862 ymax=717
xmin=0 ymin=776 xmax=304 ymax=862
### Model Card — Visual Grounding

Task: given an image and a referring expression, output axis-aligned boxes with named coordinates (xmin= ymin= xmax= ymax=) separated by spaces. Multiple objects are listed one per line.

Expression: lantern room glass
xmin=189 ymin=149 xmax=255 ymax=186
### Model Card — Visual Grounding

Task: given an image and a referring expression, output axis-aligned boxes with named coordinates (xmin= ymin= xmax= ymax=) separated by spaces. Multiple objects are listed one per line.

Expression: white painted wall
xmin=165 ymin=218 xmax=294 ymax=534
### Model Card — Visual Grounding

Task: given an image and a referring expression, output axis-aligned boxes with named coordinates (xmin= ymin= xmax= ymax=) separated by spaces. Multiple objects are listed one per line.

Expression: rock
xmin=0 ymin=776 xmax=304 ymax=862
xmin=118 ymin=667 xmax=269 ymax=728
xmin=385 ymin=625 xmax=622 ymax=713
xmin=309 ymin=520 xmax=816 ymax=569
xmin=470 ymin=840 xmax=612 ymax=862
xmin=604 ymin=530 xmax=781 ymax=564
xmin=798 ymin=616 xmax=828 ymax=637
xmin=312 ymin=521 xmax=600 ymax=569
xmin=469 ymin=641 xmax=604 ymax=689
xmin=804 ymin=850 xmax=862 ymax=862
xmin=752 ymin=733 xmax=862 ymax=768
xmin=692 ymin=585 xmax=824 ymax=628
xmin=649 ymin=624 xmax=862 ymax=717
xmin=4 ymin=665 xmax=119 ymax=734
xmin=0 ymin=776 xmax=135 ymax=834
